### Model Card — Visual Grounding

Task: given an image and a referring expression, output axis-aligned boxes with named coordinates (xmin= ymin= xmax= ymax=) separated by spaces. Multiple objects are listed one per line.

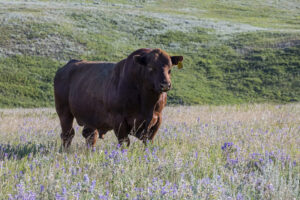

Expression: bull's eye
xmin=168 ymin=69 xmax=171 ymax=74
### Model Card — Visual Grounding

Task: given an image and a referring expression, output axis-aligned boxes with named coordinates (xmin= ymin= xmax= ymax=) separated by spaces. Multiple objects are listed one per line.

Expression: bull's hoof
xmin=60 ymin=129 xmax=75 ymax=149
xmin=62 ymin=139 xmax=72 ymax=150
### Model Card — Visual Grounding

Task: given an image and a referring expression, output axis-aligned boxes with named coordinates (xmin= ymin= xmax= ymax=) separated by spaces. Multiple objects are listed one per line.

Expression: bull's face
xmin=134 ymin=49 xmax=183 ymax=93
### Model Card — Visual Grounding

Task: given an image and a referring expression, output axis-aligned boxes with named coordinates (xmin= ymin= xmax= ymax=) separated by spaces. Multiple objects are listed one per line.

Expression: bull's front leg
xmin=148 ymin=113 xmax=162 ymax=142
xmin=142 ymin=112 xmax=161 ymax=145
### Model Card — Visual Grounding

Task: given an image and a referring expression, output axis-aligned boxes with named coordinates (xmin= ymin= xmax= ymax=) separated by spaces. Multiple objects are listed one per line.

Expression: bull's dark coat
xmin=54 ymin=48 xmax=183 ymax=148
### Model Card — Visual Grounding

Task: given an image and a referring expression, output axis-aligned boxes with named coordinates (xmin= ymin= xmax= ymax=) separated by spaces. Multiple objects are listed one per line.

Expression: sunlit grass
xmin=0 ymin=104 xmax=299 ymax=199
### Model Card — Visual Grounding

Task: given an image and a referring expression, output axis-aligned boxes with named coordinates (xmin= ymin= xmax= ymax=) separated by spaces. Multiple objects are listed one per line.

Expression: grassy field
xmin=0 ymin=1 xmax=299 ymax=199
xmin=0 ymin=104 xmax=299 ymax=199
xmin=0 ymin=0 xmax=300 ymax=107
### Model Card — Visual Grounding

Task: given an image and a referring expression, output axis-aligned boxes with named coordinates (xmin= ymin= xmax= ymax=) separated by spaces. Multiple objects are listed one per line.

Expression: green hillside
xmin=0 ymin=0 xmax=299 ymax=107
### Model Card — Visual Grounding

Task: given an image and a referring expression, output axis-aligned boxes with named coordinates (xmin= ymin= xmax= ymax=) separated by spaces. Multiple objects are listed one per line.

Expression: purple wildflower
xmin=71 ymin=168 xmax=77 ymax=176
xmin=55 ymin=193 xmax=66 ymax=200
xmin=267 ymin=183 xmax=274 ymax=191
xmin=74 ymin=193 xmax=80 ymax=200
xmin=221 ymin=142 xmax=233 ymax=151
xmin=40 ymin=185 xmax=44 ymax=192
xmin=293 ymin=160 xmax=297 ymax=166
xmin=90 ymin=180 xmax=96 ymax=192
xmin=201 ymin=177 xmax=210 ymax=185
xmin=77 ymin=182 xmax=82 ymax=190
xmin=83 ymin=174 xmax=89 ymax=184
xmin=161 ymin=186 xmax=167 ymax=195
xmin=237 ymin=192 xmax=244 ymax=200
xmin=62 ymin=187 xmax=67 ymax=195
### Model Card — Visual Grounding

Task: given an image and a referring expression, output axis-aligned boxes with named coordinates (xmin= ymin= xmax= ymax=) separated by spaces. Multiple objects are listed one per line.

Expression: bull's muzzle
xmin=160 ymin=82 xmax=171 ymax=92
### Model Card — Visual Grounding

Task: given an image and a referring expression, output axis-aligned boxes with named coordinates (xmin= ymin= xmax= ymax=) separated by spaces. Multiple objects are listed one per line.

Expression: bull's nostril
xmin=160 ymin=83 xmax=171 ymax=91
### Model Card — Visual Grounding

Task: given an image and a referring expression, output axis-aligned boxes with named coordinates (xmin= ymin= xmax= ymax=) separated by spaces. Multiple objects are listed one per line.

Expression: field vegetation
xmin=0 ymin=1 xmax=299 ymax=199
xmin=0 ymin=0 xmax=300 ymax=107
xmin=0 ymin=104 xmax=299 ymax=199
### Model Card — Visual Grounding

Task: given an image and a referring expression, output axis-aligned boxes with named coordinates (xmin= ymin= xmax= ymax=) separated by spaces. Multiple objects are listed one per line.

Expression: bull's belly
xmin=74 ymin=112 xmax=113 ymax=131
xmin=69 ymin=98 xmax=112 ymax=130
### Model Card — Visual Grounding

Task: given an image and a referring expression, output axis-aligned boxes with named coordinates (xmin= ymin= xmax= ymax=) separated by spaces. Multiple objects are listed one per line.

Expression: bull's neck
xmin=120 ymin=62 xmax=162 ymax=110
xmin=140 ymin=87 xmax=162 ymax=111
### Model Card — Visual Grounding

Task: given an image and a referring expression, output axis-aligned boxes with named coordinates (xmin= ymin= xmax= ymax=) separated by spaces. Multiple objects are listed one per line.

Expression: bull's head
xmin=134 ymin=49 xmax=183 ymax=93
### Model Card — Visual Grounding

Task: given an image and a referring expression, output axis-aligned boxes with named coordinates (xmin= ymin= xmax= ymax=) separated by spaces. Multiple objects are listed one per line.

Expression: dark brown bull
xmin=54 ymin=48 xmax=183 ymax=148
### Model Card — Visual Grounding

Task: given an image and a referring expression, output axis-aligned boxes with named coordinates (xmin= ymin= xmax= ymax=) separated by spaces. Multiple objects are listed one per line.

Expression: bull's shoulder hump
xmin=66 ymin=59 xmax=82 ymax=65
xmin=93 ymin=62 xmax=116 ymax=76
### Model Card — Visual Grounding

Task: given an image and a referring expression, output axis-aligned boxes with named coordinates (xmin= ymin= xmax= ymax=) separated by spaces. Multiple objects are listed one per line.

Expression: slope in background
xmin=0 ymin=0 xmax=299 ymax=107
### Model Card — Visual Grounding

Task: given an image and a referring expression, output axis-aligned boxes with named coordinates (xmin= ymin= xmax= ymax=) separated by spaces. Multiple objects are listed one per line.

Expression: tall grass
xmin=0 ymin=104 xmax=299 ymax=199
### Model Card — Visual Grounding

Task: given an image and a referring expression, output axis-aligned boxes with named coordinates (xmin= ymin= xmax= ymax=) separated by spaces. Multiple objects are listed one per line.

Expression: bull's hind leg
xmin=114 ymin=121 xmax=130 ymax=147
xmin=82 ymin=126 xmax=99 ymax=148
xmin=57 ymin=108 xmax=75 ymax=149
xmin=98 ymin=129 xmax=106 ymax=139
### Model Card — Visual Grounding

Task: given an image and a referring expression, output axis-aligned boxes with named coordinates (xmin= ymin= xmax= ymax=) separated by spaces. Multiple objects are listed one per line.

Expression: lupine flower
xmin=293 ymin=160 xmax=297 ymax=166
xmin=90 ymin=180 xmax=96 ymax=192
xmin=74 ymin=193 xmax=80 ymax=200
xmin=221 ymin=142 xmax=233 ymax=151
xmin=83 ymin=174 xmax=89 ymax=184
xmin=62 ymin=187 xmax=67 ymax=195
xmin=71 ymin=168 xmax=77 ymax=176
xmin=77 ymin=182 xmax=82 ymax=191
xmin=55 ymin=193 xmax=66 ymax=200
xmin=237 ymin=192 xmax=244 ymax=200
xmin=267 ymin=183 xmax=274 ymax=191
xmin=201 ymin=177 xmax=210 ymax=185
xmin=40 ymin=185 xmax=44 ymax=192
xmin=121 ymin=148 xmax=127 ymax=154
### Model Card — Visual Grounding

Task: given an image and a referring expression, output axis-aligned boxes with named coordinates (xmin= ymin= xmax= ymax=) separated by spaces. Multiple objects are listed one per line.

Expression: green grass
xmin=0 ymin=0 xmax=300 ymax=107
xmin=0 ymin=56 xmax=61 ymax=107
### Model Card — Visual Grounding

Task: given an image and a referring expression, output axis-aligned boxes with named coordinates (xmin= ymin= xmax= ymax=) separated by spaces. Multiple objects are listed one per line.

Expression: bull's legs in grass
xmin=143 ymin=114 xmax=162 ymax=145
xmin=114 ymin=121 xmax=130 ymax=147
xmin=98 ymin=129 xmax=106 ymax=139
xmin=57 ymin=108 xmax=75 ymax=149
xmin=82 ymin=126 xmax=99 ymax=148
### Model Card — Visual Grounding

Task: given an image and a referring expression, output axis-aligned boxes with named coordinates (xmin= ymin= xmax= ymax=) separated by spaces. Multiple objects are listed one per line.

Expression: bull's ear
xmin=171 ymin=56 xmax=183 ymax=66
xmin=133 ymin=55 xmax=147 ymax=66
